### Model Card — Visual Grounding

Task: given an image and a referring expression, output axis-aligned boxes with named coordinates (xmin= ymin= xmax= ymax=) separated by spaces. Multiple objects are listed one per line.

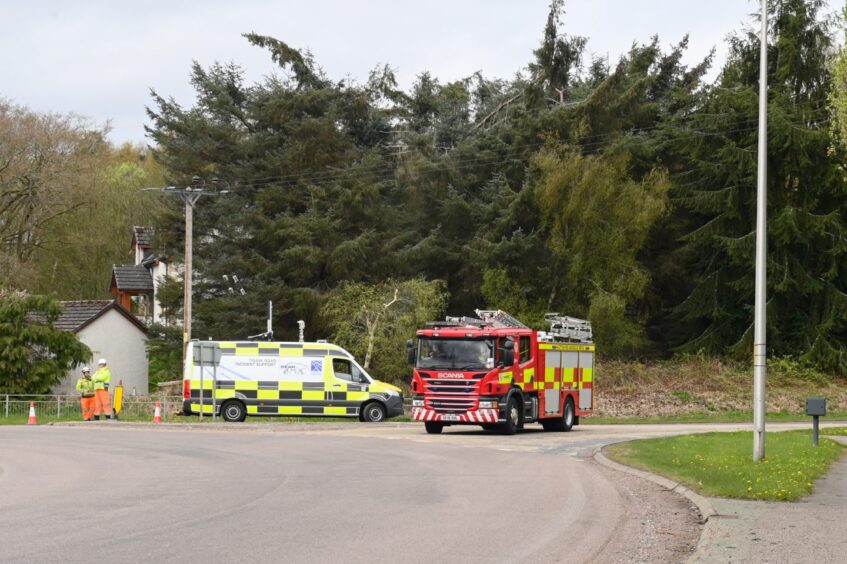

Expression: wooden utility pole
xmin=146 ymin=177 xmax=228 ymax=364
xmin=183 ymin=194 xmax=194 ymax=357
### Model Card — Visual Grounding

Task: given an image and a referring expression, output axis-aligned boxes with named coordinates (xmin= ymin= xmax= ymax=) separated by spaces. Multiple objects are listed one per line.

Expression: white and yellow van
xmin=181 ymin=341 xmax=404 ymax=422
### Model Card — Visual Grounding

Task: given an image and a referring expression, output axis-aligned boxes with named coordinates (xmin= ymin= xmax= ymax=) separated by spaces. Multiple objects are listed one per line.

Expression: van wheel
xmin=362 ymin=402 xmax=386 ymax=422
xmin=424 ymin=422 xmax=443 ymax=434
xmin=221 ymin=400 xmax=246 ymax=422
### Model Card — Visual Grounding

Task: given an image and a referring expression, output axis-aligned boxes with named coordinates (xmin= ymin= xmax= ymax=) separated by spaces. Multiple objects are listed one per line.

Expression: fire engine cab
xmin=408 ymin=310 xmax=595 ymax=435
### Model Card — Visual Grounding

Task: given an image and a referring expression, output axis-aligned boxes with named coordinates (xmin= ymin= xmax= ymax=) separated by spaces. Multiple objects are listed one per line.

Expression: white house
xmin=110 ymin=226 xmax=176 ymax=326
xmin=52 ymin=300 xmax=149 ymax=396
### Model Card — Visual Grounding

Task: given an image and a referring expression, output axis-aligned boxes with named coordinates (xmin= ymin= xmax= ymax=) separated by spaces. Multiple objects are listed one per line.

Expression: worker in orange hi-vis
xmin=92 ymin=358 xmax=112 ymax=420
xmin=76 ymin=367 xmax=95 ymax=421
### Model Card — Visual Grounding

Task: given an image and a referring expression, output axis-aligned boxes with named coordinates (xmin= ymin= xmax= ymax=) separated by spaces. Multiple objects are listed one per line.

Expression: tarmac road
xmin=0 ymin=421 xmax=826 ymax=563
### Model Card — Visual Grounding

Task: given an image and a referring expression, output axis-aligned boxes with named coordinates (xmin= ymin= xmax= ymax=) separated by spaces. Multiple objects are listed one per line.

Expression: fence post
xmin=57 ymin=395 xmax=61 ymax=418
xmin=164 ymin=396 xmax=169 ymax=421
xmin=4 ymin=395 xmax=8 ymax=418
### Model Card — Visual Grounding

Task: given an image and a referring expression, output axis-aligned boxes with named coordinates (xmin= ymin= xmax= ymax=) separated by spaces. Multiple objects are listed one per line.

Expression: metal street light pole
xmin=753 ymin=0 xmax=768 ymax=462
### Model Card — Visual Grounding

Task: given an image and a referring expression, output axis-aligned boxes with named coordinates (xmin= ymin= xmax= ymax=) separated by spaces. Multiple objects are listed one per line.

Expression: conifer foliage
xmin=674 ymin=0 xmax=847 ymax=371
xmin=144 ymin=1 xmax=847 ymax=376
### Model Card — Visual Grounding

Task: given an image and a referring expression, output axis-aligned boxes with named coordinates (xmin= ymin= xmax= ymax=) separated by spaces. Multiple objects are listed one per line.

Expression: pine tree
xmin=674 ymin=0 xmax=847 ymax=371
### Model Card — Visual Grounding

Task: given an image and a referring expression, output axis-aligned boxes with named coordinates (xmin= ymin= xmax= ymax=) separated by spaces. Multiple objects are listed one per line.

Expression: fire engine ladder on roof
xmin=445 ymin=316 xmax=485 ymax=327
xmin=543 ymin=313 xmax=593 ymax=343
xmin=474 ymin=309 xmax=529 ymax=329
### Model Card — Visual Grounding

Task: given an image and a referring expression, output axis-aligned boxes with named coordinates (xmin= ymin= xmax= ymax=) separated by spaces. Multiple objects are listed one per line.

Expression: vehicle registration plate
xmin=441 ymin=414 xmax=461 ymax=421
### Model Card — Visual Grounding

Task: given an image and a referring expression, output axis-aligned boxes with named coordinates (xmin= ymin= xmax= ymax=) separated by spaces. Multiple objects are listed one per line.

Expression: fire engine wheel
xmin=424 ymin=421 xmax=443 ymax=434
xmin=221 ymin=400 xmax=247 ymax=422
xmin=361 ymin=401 xmax=387 ymax=422
xmin=481 ymin=424 xmax=498 ymax=432
xmin=541 ymin=397 xmax=575 ymax=432
xmin=500 ymin=398 xmax=520 ymax=435
xmin=563 ymin=397 xmax=575 ymax=432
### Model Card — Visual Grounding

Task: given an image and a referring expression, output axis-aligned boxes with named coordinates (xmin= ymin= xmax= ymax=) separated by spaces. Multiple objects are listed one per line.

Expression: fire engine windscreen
xmin=416 ymin=338 xmax=494 ymax=370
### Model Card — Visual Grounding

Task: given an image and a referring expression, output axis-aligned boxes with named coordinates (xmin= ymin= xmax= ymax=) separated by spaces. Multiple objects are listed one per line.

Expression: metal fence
xmin=1 ymin=394 xmax=184 ymax=421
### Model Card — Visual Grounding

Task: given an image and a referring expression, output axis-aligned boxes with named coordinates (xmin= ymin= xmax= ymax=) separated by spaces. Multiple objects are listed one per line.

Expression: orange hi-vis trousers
xmin=94 ymin=389 xmax=111 ymax=417
xmin=80 ymin=396 xmax=95 ymax=420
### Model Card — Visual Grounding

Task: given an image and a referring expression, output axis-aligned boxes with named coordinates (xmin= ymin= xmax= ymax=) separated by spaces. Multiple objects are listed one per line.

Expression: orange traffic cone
xmin=27 ymin=402 xmax=37 ymax=425
xmin=153 ymin=401 xmax=162 ymax=423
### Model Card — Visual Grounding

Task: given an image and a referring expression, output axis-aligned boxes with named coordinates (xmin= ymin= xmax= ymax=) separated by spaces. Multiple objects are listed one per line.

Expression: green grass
xmin=606 ymin=430 xmax=845 ymax=501
xmin=586 ymin=410 xmax=847 ymax=425
xmin=0 ymin=414 xmax=411 ymax=425
xmin=822 ymin=427 xmax=847 ymax=436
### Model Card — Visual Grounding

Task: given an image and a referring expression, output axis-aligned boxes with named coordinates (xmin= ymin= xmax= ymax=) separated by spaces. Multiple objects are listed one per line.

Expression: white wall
xmin=54 ymin=309 xmax=149 ymax=396
xmin=151 ymin=260 xmax=171 ymax=325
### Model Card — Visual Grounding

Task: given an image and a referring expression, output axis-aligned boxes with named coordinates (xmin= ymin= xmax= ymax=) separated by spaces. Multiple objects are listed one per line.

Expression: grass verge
xmin=605 ymin=430 xmax=845 ymax=501
xmin=0 ymin=414 xmax=411 ymax=425
xmin=586 ymin=411 xmax=847 ymax=425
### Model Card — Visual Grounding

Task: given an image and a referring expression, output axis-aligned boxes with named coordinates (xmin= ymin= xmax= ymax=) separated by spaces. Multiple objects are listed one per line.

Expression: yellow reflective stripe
xmin=583 ymin=368 xmax=593 ymax=383
xmin=257 ymin=389 xmax=277 ymax=400
xmin=278 ymin=406 xmax=302 ymax=415
xmin=348 ymin=391 xmax=369 ymax=401
xmin=301 ymin=390 xmax=324 ymax=401
xmin=324 ymin=406 xmax=346 ymax=415
xmin=499 ymin=371 xmax=513 ymax=384
xmin=538 ymin=344 xmax=595 ymax=351
xmin=562 ymin=368 xmax=575 ymax=384
xmin=236 ymin=347 xmax=259 ymax=356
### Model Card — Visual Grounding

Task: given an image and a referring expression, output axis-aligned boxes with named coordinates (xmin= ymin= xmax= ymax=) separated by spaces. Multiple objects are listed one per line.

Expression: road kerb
xmin=593 ymin=446 xmax=719 ymax=563
xmin=593 ymin=447 xmax=717 ymax=524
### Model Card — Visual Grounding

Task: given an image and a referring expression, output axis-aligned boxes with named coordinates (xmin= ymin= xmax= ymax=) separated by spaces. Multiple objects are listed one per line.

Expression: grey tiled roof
xmin=132 ymin=226 xmax=154 ymax=248
xmin=26 ymin=300 xmax=147 ymax=334
xmin=53 ymin=301 xmax=114 ymax=332
xmin=112 ymin=264 xmax=154 ymax=291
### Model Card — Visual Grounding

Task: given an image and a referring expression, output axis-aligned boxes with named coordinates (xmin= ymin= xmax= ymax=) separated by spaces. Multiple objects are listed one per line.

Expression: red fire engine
xmin=408 ymin=310 xmax=595 ymax=434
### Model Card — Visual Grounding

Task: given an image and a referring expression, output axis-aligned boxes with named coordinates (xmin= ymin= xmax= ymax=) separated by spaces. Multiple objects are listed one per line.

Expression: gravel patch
xmin=591 ymin=461 xmax=702 ymax=563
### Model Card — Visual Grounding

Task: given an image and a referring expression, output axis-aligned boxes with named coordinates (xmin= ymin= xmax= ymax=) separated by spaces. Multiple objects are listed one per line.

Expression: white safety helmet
xmin=98 ymin=358 xmax=107 ymax=365
xmin=82 ymin=366 xmax=90 ymax=373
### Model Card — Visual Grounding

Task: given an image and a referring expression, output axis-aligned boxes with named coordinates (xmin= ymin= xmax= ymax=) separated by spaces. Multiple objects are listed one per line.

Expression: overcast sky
xmin=1 ymin=1 xmax=840 ymax=145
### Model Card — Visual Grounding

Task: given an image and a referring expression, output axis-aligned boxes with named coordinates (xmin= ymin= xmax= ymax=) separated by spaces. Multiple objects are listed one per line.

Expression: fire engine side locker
xmin=578 ymin=347 xmax=594 ymax=412
xmin=536 ymin=341 xmax=595 ymax=419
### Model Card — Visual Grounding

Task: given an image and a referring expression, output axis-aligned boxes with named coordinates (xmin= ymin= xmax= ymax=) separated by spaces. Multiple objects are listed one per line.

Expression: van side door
xmin=329 ymin=357 xmax=369 ymax=414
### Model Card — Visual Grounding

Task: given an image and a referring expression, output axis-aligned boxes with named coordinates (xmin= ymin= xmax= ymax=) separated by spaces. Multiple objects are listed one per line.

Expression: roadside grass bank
xmin=586 ymin=411 xmax=847 ymax=425
xmin=596 ymin=356 xmax=847 ymax=419
xmin=0 ymin=414 xmax=412 ymax=425
xmin=605 ymin=430 xmax=845 ymax=501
